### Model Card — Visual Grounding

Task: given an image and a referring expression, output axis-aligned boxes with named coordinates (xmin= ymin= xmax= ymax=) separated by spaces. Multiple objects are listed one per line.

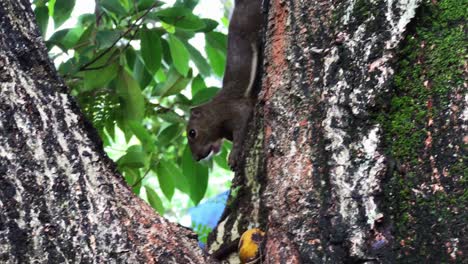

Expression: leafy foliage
xmin=192 ymin=222 xmax=212 ymax=245
xmin=32 ymin=0 xmax=233 ymax=215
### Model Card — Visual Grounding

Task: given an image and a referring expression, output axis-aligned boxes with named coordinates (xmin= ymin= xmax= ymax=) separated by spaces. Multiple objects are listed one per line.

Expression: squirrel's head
xmin=187 ymin=106 xmax=222 ymax=161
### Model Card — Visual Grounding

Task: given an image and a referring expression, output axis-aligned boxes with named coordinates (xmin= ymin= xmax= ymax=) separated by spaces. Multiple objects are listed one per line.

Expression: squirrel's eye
xmin=188 ymin=129 xmax=197 ymax=139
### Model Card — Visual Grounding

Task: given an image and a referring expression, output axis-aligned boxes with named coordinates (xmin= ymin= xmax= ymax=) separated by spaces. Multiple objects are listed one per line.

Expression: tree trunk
xmin=1 ymin=0 xmax=465 ymax=263
xmin=208 ymin=0 xmax=466 ymax=263
xmin=0 ymin=1 xmax=211 ymax=263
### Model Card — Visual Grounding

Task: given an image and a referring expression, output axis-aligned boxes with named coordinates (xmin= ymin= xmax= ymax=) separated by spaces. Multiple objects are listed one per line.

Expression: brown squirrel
xmin=187 ymin=0 xmax=263 ymax=169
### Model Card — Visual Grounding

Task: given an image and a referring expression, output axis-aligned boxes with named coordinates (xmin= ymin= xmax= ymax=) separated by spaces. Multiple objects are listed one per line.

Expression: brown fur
xmin=187 ymin=0 xmax=263 ymax=168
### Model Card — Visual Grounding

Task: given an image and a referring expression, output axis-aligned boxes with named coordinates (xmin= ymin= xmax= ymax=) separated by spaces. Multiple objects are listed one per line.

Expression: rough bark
xmin=1 ymin=0 xmax=465 ymax=263
xmin=0 ymin=1 xmax=210 ymax=263
xmin=208 ymin=0 xmax=465 ymax=263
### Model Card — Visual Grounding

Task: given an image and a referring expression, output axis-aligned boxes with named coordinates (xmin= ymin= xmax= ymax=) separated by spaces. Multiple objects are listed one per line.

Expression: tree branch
xmin=79 ymin=1 xmax=160 ymax=71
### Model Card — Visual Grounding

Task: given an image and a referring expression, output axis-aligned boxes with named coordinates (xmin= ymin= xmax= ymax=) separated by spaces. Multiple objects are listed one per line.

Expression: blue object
xmin=189 ymin=190 xmax=229 ymax=228
xmin=189 ymin=191 xmax=229 ymax=248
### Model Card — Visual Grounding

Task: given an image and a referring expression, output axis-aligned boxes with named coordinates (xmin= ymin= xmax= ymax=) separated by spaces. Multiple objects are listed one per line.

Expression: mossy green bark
xmin=379 ymin=0 xmax=467 ymax=261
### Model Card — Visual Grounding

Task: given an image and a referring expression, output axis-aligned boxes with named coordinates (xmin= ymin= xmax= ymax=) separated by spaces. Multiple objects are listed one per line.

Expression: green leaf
xmin=78 ymin=14 xmax=96 ymax=27
xmin=154 ymin=67 xmax=192 ymax=97
xmin=161 ymin=22 xmax=176 ymax=34
xmin=34 ymin=6 xmax=49 ymax=38
xmin=182 ymin=145 xmax=208 ymax=205
xmin=132 ymin=183 xmax=142 ymax=195
xmin=123 ymin=167 xmax=140 ymax=185
xmin=105 ymin=119 xmax=116 ymax=140
xmin=47 ymin=27 xmax=85 ymax=50
xmin=126 ymin=47 xmax=137 ymax=69
xmin=80 ymin=49 xmax=119 ymax=90
xmin=58 ymin=59 xmax=76 ymax=76
xmin=159 ymin=111 xmax=185 ymax=123
xmin=205 ymin=44 xmax=225 ymax=77
xmin=120 ymin=0 xmax=132 ymax=10
xmin=117 ymin=145 xmax=146 ymax=168
xmin=83 ymin=63 xmax=118 ymax=91
xmin=47 ymin=0 xmax=56 ymax=17
xmin=174 ymin=30 xmax=195 ymax=41
xmin=175 ymin=94 xmax=192 ymax=110
xmin=116 ymin=115 xmax=134 ymax=143
xmin=157 ymin=124 xmax=182 ymax=146
xmin=165 ymin=69 xmax=192 ymax=96
xmin=145 ymin=186 xmax=164 ymax=214
xmin=155 ymin=160 xmax=176 ymax=200
xmin=155 ymin=7 xmax=205 ymax=30
xmin=154 ymin=68 xmax=166 ymax=83
xmin=101 ymin=0 xmax=128 ymax=15
xmin=163 ymin=160 xmax=188 ymax=194
xmin=204 ymin=32 xmax=228 ymax=77
xmin=174 ymin=0 xmax=199 ymax=10
xmin=168 ymin=35 xmax=190 ymax=76
xmin=74 ymin=26 xmax=96 ymax=53
xmin=140 ymin=28 xmax=162 ymax=74
xmin=161 ymin=38 xmax=172 ymax=64
xmin=137 ymin=0 xmax=164 ymax=11
xmin=116 ymin=69 xmax=145 ymax=121
xmin=129 ymin=121 xmax=155 ymax=152
xmin=123 ymin=168 xmax=142 ymax=194
xmin=185 ymin=41 xmax=211 ymax=77
xmin=95 ymin=30 xmax=121 ymax=50
xmin=191 ymin=87 xmax=220 ymax=106
xmin=213 ymin=142 xmax=231 ymax=170
xmin=53 ymin=0 xmax=75 ymax=28
xmin=198 ymin=19 xmax=218 ymax=32
xmin=220 ymin=16 xmax=229 ymax=27
xmin=33 ymin=0 xmax=47 ymax=7
xmin=133 ymin=55 xmax=154 ymax=89
xmin=205 ymin=32 xmax=227 ymax=51
xmin=191 ymin=74 xmax=207 ymax=96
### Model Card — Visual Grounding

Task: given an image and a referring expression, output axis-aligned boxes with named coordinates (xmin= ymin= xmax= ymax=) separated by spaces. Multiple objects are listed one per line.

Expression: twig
xmin=78 ymin=48 xmax=120 ymax=71
xmin=79 ymin=1 xmax=160 ymax=71
xmin=131 ymin=159 xmax=158 ymax=188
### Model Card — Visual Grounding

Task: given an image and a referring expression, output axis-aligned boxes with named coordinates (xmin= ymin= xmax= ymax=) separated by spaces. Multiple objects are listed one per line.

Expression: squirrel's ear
xmin=190 ymin=108 xmax=202 ymax=118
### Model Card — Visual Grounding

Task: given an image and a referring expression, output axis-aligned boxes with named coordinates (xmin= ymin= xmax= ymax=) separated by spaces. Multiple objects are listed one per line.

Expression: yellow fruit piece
xmin=238 ymin=228 xmax=265 ymax=264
